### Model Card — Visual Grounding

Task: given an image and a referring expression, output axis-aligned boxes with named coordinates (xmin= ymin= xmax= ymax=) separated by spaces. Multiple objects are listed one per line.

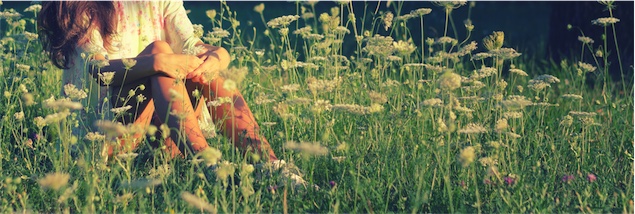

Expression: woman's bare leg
xmin=191 ymin=78 xmax=278 ymax=161
xmin=108 ymin=41 xmax=209 ymax=157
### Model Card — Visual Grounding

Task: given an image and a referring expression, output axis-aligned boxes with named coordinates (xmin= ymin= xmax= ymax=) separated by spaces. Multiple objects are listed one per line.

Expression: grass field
xmin=0 ymin=1 xmax=633 ymax=213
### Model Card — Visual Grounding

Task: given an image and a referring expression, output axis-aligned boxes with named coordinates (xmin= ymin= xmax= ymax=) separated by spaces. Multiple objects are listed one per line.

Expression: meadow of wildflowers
xmin=0 ymin=1 xmax=633 ymax=213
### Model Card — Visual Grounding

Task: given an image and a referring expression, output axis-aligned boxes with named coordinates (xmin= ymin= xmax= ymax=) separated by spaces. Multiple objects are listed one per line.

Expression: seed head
xmin=253 ymin=3 xmax=265 ymax=14
xmin=483 ymin=31 xmax=504 ymax=51
xmin=383 ymin=12 xmax=394 ymax=31
xmin=437 ymin=71 xmax=462 ymax=91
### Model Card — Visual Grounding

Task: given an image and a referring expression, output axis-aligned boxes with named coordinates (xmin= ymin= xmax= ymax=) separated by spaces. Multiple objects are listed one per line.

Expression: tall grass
xmin=0 ymin=1 xmax=632 ymax=213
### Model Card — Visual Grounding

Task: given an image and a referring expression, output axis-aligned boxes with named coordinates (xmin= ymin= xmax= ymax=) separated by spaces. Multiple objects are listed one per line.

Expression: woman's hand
xmin=153 ymin=53 xmax=204 ymax=79
xmin=187 ymin=44 xmax=230 ymax=83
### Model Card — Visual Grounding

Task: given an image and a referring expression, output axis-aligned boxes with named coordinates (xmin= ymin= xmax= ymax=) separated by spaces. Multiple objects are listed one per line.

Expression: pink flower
xmin=504 ymin=176 xmax=515 ymax=186
xmin=587 ymin=173 xmax=597 ymax=183
xmin=561 ymin=174 xmax=575 ymax=183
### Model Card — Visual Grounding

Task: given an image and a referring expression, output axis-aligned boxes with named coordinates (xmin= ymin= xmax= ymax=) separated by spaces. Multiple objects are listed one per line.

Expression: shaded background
xmin=3 ymin=1 xmax=633 ymax=79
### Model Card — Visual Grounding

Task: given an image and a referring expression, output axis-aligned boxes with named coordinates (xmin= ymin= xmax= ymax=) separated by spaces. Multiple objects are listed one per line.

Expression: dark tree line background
xmin=3 ymin=1 xmax=632 ymax=85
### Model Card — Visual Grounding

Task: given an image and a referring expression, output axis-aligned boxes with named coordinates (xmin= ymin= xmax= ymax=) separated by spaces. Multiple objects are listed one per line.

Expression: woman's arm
xmin=89 ymin=51 xmax=203 ymax=87
xmin=186 ymin=42 xmax=231 ymax=83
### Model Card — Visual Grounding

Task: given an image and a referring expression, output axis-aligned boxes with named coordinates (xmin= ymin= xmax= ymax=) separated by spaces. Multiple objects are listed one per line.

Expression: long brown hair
xmin=37 ymin=1 xmax=117 ymax=69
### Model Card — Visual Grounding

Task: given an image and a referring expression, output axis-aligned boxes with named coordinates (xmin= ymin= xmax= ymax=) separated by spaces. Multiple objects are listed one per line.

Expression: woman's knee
xmin=145 ymin=40 xmax=173 ymax=54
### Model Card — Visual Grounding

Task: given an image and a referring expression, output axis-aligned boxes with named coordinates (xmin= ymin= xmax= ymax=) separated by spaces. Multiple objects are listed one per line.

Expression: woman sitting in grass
xmin=37 ymin=1 xmax=308 ymax=188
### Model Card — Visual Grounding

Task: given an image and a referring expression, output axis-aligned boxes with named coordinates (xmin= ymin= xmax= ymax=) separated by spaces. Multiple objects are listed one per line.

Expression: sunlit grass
xmin=0 ymin=1 xmax=632 ymax=213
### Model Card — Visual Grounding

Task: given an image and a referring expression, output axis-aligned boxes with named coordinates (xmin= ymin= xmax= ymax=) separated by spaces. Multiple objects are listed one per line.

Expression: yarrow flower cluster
xmin=591 ymin=17 xmax=620 ymax=26
xmin=24 ymin=4 xmax=42 ymax=13
xmin=577 ymin=62 xmax=596 ymax=73
xmin=458 ymin=123 xmax=487 ymax=134
xmin=284 ymin=141 xmax=329 ymax=156
xmin=578 ymin=36 xmax=594 ymax=44
xmin=63 ymin=84 xmax=88 ymax=100
xmin=527 ymin=74 xmax=559 ymax=91
xmin=459 ymin=146 xmax=476 ymax=167
xmin=0 ymin=10 xmax=22 ymax=19
xmin=38 ymin=172 xmax=70 ymax=190
xmin=267 ymin=15 xmax=300 ymax=29
xmin=421 ymin=98 xmax=443 ymax=107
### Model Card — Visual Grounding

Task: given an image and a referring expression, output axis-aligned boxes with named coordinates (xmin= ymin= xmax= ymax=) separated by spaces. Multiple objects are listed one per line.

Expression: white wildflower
xmin=267 ymin=15 xmax=300 ymax=28
xmin=495 ymin=118 xmax=509 ymax=132
xmin=458 ymin=123 xmax=487 ymax=134
xmin=116 ymin=153 xmax=139 ymax=161
xmin=578 ymin=36 xmax=594 ymax=44
xmin=38 ymin=172 xmax=70 ymax=190
xmin=503 ymin=111 xmax=523 ymax=119
xmin=479 ymin=157 xmax=498 ymax=167
xmin=505 ymin=132 xmax=522 ymax=139
xmin=24 ymin=4 xmax=42 ymax=13
xmin=534 ymin=74 xmax=560 ymax=83
xmin=437 ymin=71 xmax=462 ymax=91
xmin=14 ymin=111 xmax=24 ymax=121
xmin=393 ymin=40 xmax=417 ymax=56
xmin=122 ymin=58 xmax=137 ymax=70
xmin=284 ymin=141 xmax=329 ymax=156
xmin=577 ymin=62 xmax=596 ymax=73
xmin=98 ymin=72 xmax=116 ymax=86
xmin=333 ymin=26 xmax=350 ymax=35
xmin=63 ymin=84 xmax=88 ymax=100
xmin=436 ymin=36 xmax=458 ymax=45
xmin=471 ymin=66 xmax=497 ymax=79
xmin=89 ymin=59 xmax=110 ymax=69
xmin=197 ymin=147 xmax=222 ymax=167
xmin=110 ymin=105 xmax=132 ymax=115
xmin=280 ymin=84 xmax=300 ymax=92
xmin=85 ymin=132 xmax=106 ymax=142
xmin=312 ymin=99 xmax=332 ymax=113
xmin=421 ymin=98 xmax=443 ymax=107
xmin=42 ymin=96 xmax=83 ymax=110
xmin=456 ymin=41 xmax=477 ymax=57
xmin=410 ymin=8 xmax=432 ymax=16
xmin=293 ymin=26 xmax=313 ymax=36
xmin=568 ymin=111 xmax=596 ymax=118
xmin=22 ymin=31 xmax=38 ymax=41
xmin=471 ymin=52 xmax=492 ymax=61
xmin=16 ymin=64 xmax=30 ymax=71
xmin=459 ymin=146 xmax=476 ymax=167
xmin=591 ymin=17 xmax=620 ymax=26
xmin=509 ymin=68 xmax=528 ymax=76
xmin=489 ymin=48 xmax=521 ymax=60
xmin=560 ymin=115 xmax=574 ymax=126
xmin=562 ymin=94 xmax=583 ymax=100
